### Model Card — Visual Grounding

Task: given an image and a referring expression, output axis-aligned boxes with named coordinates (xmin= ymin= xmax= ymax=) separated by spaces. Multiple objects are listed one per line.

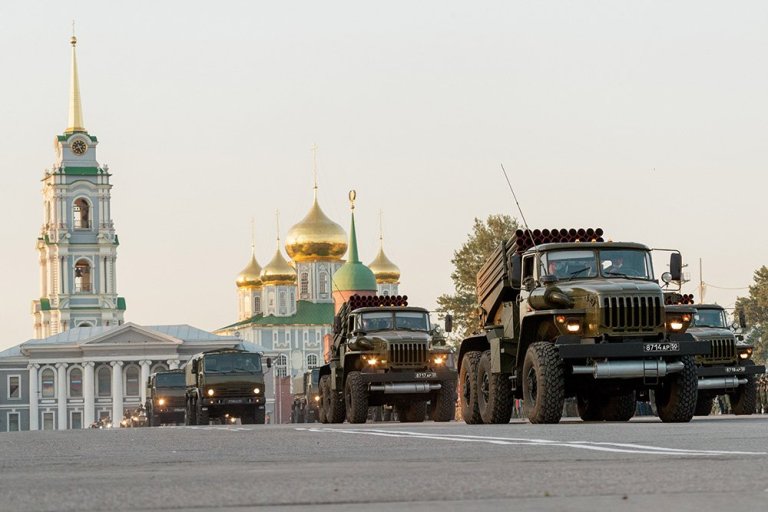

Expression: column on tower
xmin=111 ymin=361 xmax=124 ymax=426
xmin=56 ymin=363 xmax=68 ymax=430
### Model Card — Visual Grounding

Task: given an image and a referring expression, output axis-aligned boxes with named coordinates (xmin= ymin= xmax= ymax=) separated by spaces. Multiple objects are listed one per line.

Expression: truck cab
xmin=146 ymin=369 xmax=186 ymax=426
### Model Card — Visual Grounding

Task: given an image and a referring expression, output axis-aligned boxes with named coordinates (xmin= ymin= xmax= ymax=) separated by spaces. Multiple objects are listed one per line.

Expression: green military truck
xmin=291 ymin=368 xmax=321 ymax=423
xmin=458 ymin=228 xmax=711 ymax=424
xmin=146 ymin=369 xmax=186 ymax=426
xmin=318 ymin=295 xmax=457 ymax=424
xmin=184 ymin=348 xmax=269 ymax=425
xmin=665 ymin=299 xmax=765 ymax=415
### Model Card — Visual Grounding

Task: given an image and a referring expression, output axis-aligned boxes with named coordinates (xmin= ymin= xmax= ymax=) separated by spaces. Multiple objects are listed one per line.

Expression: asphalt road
xmin=1 ymin=415 xmax=767 ymax=512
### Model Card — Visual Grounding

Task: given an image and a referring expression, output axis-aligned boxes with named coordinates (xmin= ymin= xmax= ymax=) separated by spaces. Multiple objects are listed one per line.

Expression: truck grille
xmin=388 ymin=342 xmax=428 ymax=368
xmin=697 ymin=338 xmax=737 ymax=365
xmin=212 ymin=385 xmax=253 ymax=397
xmin=602 ymin=295 xmax=662 ymax=332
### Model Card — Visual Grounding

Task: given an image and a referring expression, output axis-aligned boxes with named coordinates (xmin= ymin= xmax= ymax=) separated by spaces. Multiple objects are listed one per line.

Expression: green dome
xmin=333 ymin=261 xmax=377 ymax=292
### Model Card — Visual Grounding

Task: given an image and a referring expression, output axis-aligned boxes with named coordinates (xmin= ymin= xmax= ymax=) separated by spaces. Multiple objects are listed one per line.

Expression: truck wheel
xmin=149 ymin=413 xmax=159 ymax=427
xmin=522 ymin=342 xmax=565 ymax=424
xmin=397 ymin=401 xmax=427 ymax=422
xmin=255 ymin=409 xmax=266 ymax=425
xmin=459 ymin=351 xmax=482 ymax=424
xmin=345 ymin=371 xmax=369 ymax=424
xmin=321 ymin=375 xmax=345 ymax=423
xmin=477 ymin=350 xmax=512 ymax=424
xmin=655 ymin=356 xmax=697 ymax=423
xmin=185 ymin=398 xmax=196 ymax=426
xmin=196 ymin=406 xmax=209 ymax=426
xmin=601 ymin=391 xmax=636 ymax=422
xmin=576 ymin=390 xmax=603 ymax=421
xmin=730 ymin=360 xmax=757 ymax=415
xmin=694 ymin=393 xmax=713 ymax=416
xmin=319 ymin=375 xmax=331 ymax=423
xmin=431 ymin=379 xmax=457 ymax=422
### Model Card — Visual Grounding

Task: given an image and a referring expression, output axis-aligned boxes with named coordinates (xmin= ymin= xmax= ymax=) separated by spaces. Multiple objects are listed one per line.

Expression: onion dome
xmin=236 ymin=249 xmax=262 ymax=288
xmin=260 ymin=245 xmax=297 ymax=286
xmin=333 ymin=193 xmax=377 ymax=292
xmin=285 ymin=190 xmax=347 ymax=262
xmin=368 ymin=244 xmax=400 ymax=284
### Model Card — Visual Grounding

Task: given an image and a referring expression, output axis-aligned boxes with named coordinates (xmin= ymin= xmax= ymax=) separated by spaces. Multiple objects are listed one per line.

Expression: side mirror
xmin=669 ymin=253 xmax=682 ymax=282
xmin=738 ymin=310 xmax=747 ymax=329
xmin=444 ymin=314 xmax=453 ymax=333
xmin=266 ymin=357 xmax=272 ymax=369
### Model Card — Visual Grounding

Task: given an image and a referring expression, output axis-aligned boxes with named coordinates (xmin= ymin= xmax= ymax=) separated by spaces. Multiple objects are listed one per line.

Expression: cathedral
xmin=0 ymin=35 xmax=403 ymax=431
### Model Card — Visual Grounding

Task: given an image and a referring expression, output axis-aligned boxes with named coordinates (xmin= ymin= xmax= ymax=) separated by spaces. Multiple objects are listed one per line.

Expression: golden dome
xmin=368 ymin=246 xmax=400 ymax=284
xmin=236 ymin=251 xmax=262 ymax=288
xmin=285 ymin=192 xmax=347 ymax=262
xmin=261 ymin=246 xmax=297 ymax=286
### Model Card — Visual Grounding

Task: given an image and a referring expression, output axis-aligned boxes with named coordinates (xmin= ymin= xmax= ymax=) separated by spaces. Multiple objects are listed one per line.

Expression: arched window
xmin=254 ymin=295 xmax=261 ymax=314
xmin=97 ymin=366 xmax=111 ymax=397
xmin=319 ymin=272 xmax=328 ymax=295
xmin=69 ymin=367 xmax=83 ymax=398
xmin=73 ymin=198 xmax=91 ymax=229
xmin=300 ymin=272 xmax=309 ymax=298
xmin=279 ymin=291 xmax=287 ymax=314
xmin=125 ymin=365 xmax=140 ymax=397
xmin=41 ymin=368 xmax=55 ymax=398
xmin=307 ymin=354 xmax=318 ymax=369
xmin=151 ymin=364 xmax=168 ymax=374
xmin=74 ymin=259 xmax=92 ymax=293
xmin=275 ymin=354 xmax=287 ymax=377
xmin=78 ymin=322 xmax=92 ymax=328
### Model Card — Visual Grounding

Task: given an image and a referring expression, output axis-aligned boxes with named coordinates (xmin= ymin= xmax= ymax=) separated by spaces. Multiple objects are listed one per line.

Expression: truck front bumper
xmin=697 ymin=363 xmax=766 ymax=391
xmin=555 ymin=334 xmax=710 ymax=359
xmin=360 ymin=369 xmax=456 ymax=394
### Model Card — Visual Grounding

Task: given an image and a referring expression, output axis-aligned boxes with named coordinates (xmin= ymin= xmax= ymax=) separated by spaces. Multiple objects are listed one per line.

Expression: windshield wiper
xmin=604 ymin=271 xmax=631 ymax=279
xmin=566 ymin=267 xmax=589 ymax=280
xmin=397 ymin=327 xmax=425 ymax=332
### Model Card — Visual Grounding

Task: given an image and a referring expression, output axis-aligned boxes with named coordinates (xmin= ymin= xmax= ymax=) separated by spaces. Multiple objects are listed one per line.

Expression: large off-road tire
xmin=601 ymin=391 xmax=636 ymax=422
xmin=255 ymin=409 xmax=266 ymax=425
xmin=344 ymin=371 xmax=369 ymax=424
xmin=694 ymin=393 xmax=713 ymax=416
xmin=576 ymin=389 xmax=604 ymax=421
xmin=431 ymin=379 xmax=457 ymax=422
xmin=185 ymin=398 xmax=196 ymax=426
xmin=730 ymin=360 xmax=757 ymax=415
xmin=459 ymin=351 xmax=482 ymax=424
xmin=397 ymin=401 xmax=428 ymax=422
xmin=149 ymin=409 xmax=159 ymax=427
xmin=655 ymin=356 xmax=697 ymax=423
xmin=476 ymin=350 xmax=513 ymax=424
xmin=522 ymin=342 xmax=565 ymax=424
xmin=320 ymin=375 xmax=346 ymax=423
xmin=319 ymin=375 xmax=331 ymax=423
xmin=196 ymin=404 xmax=209 ymax=426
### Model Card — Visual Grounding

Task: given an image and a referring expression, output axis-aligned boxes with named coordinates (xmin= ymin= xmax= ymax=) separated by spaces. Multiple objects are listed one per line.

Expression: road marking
xmin=297 ymin=427 xmax=767 ymax=457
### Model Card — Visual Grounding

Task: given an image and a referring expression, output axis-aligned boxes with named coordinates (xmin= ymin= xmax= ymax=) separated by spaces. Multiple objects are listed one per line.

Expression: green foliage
xmin=734 ymin=266 xmax=768 ymax=365
xmin=437 ymin=214 xmax=519 ymax=341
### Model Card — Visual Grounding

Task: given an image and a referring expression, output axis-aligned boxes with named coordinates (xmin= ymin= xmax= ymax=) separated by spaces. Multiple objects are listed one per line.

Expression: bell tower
xmin=32 ymin=34 xmax=125 ymax=338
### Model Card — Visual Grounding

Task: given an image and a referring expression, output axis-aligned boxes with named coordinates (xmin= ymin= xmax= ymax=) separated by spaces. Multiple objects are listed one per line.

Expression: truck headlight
xmin=738 ymin=347 xmax=753 ymax=360
xmin=666 ymin=313 xmax=692 ymax=332
xmin=556 ymin=315 xmax=582 ymax=333
xmin=253 ymin=387 xmax=261 ymax=394
xmin=314 ymin=395 xmax=321 ymax=402
xmin=207 ymin=389 xmax=215 ymax=396
xmin=157 ymin=398 xmax=166 ymax=406
xmin=366 ymin=357 xmax=378 ymax=366
xmin=433 ymin=356 xmax=446 ymax=365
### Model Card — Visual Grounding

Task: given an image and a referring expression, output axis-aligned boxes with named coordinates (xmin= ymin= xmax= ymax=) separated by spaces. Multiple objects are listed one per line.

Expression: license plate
xmin=226 ymin=399 xmax=244 ymax=404
xmin=415 ymin=372 xmax=437 ymax=379
xmin=725 ymin=367 xmax=746 ymax=373
xmin=644 ymin=342 xmax=679 ymax=352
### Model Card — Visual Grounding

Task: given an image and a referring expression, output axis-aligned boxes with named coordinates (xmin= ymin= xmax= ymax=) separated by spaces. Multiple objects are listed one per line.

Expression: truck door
xmin=519 ymin=254 xmax=535 ymax=320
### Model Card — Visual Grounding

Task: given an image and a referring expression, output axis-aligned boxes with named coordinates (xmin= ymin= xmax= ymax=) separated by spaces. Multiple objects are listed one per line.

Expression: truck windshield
xmin=598 ymin=249 xmax=653 ymax=280
xmin=543 ymin=250 xmax=598 ymax=279
xmin=360 ymin=311 xmax=430 ymax=332
xmin=693 ymin=308 xmax=728 ymax=328
xmin=155 ymin=373 xmax=185 ymax=388
xmin=204 ymin=353 xmax=262 ymax=373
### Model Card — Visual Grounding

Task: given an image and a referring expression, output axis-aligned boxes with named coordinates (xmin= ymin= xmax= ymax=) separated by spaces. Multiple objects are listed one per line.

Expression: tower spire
xmin=347 ymin=190 xmax=359 ymax=263
xmin=65 ymin=26 xmax=86 ymax=134
xmin=311 ymin=143 xmax=319 ymax=199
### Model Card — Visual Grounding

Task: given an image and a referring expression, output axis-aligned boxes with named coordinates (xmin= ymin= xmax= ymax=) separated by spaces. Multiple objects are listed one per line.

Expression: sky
xmin=1 ymin=1 xmax=766 ymax=350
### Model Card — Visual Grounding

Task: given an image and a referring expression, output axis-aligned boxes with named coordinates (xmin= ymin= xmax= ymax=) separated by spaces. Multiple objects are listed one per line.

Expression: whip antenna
xmin=500 ymin=163 xmax=537 ymax=250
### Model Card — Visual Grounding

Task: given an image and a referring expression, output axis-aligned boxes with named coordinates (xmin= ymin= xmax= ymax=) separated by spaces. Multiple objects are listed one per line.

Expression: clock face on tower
xmin=71 ymin=139 xmax=87 ymax=155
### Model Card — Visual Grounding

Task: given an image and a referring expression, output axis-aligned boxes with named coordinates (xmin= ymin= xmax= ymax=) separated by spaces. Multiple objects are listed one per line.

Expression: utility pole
xmin=699 ymin=258 xmax=705 ymax=302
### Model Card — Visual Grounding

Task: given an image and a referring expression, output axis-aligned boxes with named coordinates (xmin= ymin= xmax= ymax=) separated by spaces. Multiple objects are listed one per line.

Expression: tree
xmin=734 ymin=266 xmax=768 ymax=365
xmin=437 ymin=214 xmax=518 ymax=341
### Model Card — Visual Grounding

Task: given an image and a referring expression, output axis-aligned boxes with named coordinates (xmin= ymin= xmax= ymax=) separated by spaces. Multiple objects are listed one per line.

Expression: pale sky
xmin=1 ymin=1 xmax=766 ymax=350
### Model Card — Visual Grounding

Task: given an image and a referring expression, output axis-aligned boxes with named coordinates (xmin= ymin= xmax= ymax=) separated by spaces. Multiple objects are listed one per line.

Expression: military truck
xmin=184 ymin=348 xmax=269 ymax=425
xmin=291 ymin=368 xmax=321 ymax=423
xmin=665 ymin=297 xmax=764 ymax=415
xmin=318 ymin=294 xmax=457 ymax=424
xmin=458 ymin=228 xmax=711 ymax=424
xmin=146 ymin=369 xmax=186 ymax=426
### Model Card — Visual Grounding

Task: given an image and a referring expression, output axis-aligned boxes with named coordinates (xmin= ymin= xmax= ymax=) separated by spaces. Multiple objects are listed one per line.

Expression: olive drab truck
xmin=184 ymin=348 xmax=270 ymax=425
xmin=317 ymin=294 xmax=458 ymax=424
xmin=291 ymin=368 xmax=321 ymax=423
xmin=458 ymin=227 xmax=711 ymax=424
xmin=665 ymin=295 xmax=765 ymax=415
xmin=146 ymin=369 xmax=186 ymax=426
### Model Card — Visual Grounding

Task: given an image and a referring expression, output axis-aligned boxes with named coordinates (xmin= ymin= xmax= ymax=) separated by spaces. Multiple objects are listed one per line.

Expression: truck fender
xmin=457 ymin=334 xmax=490 ymax=373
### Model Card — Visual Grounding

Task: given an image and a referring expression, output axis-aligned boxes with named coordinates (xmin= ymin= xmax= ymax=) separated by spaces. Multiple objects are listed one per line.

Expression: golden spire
xmin=65 ymin=24 xmax=86 ymax=134
xmin=236 ymin=219 xmax=262 ymax=288
xmin=262 ymin=210 xmax=296 ymax=285
xmin=368 ymin=210 xmax=400 ymax=284
xmin=285 ymin=148 xmax=348 ymax=262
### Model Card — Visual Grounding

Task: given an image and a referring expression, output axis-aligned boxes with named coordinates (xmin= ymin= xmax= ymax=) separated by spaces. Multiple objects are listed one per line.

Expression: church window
xmin=70 ymin=411 xmax=83 ymax=430
xmin=279 ymin=292 xmax=287 ymax=314
xmin=69 ymin=368 xmax=83 ymax=398
xmin=7 ymin=412 xmax=20 ymax=432
xmin=300 ymin=272 xmax=309 ymax=298
xmin=73 ymin=198 xmax=91 ymax=229
xmin=74 ymin=260 xmax=92 ymax=293
xmin=97 ymin=366 xmax=111 ymax=397
xmin=42 ymin=412 xmax=55 ymax=430
xmin=307 ymin=354 xmax=318 ymax=369
xmin=8 ymin=375 xmax=20 ymax=400
xmin=254 ymin=296 xmax=261 ymax=313
xmin=275 ymin=354 xmax=287 ymax=377
xmin=125 ymin=365 xmax=140 ymax=397
xmin=319 ymin=272 xmax=328 ymax=295
xmin=41 ymin=368 xmax=55 ymax=398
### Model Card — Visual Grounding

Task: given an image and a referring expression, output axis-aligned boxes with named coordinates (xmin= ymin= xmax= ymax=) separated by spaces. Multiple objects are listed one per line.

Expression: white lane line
xmin=297 ymin=427 xmax=767 ymax=457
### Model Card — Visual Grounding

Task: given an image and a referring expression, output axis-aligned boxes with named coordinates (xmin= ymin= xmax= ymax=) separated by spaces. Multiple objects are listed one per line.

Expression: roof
xmin=219 ymin=301 xmax=334 ymax=330
xmin=529 ymin=241 xmax=651 ymax=253
xmin=19 ymin=323 xmax=237 ymax=347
